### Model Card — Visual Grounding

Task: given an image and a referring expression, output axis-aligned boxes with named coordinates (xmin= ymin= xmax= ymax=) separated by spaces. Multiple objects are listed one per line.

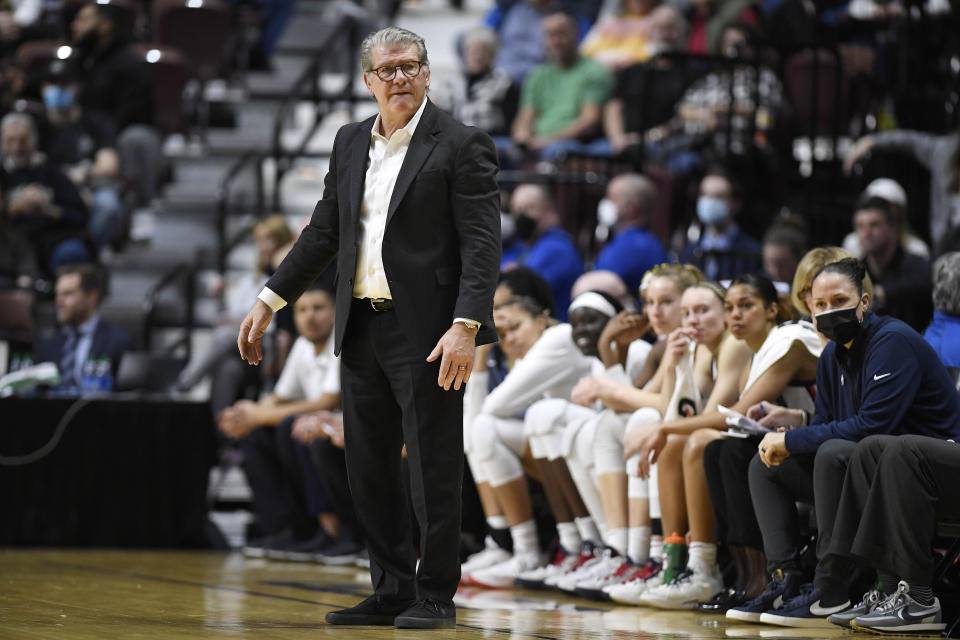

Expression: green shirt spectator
xmin=520 ymin=55 xmax=613 ymax=137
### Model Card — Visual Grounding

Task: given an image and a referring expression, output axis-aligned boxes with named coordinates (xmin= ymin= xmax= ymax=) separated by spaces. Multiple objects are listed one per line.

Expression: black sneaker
xmin=851 ymin=581 xmax=946 ymax=635
xmin=242 ymin=529 xmax=295 ymax=559
xmin=726 ymin=569 xmax=802 ymax=622
xmin=325 ymin=594 xmax=414 ymax=626
xmin=277 ymin=529 xmax=335 ymax=562
xmin=696 ymin=587 xmax=748 ymax=614
xmin=828 ymin=587 xmax=884 ymax=629
xmin=314 ymin=537 xmax=363 ymax=566
xmin=394 ymin=598 xmax=456 ymax=629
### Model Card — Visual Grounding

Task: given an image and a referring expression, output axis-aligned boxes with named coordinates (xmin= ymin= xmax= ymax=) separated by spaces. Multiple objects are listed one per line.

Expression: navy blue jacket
xmin=35 ymin=319 xmax=135 ymax=379
xmin=785 ymin=312 xmax=960 ymax=454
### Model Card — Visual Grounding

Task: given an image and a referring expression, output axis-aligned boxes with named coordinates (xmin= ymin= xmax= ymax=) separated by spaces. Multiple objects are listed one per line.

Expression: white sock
xmin=688 ymin=541 xmax=718 ymax=576
xmin=650 ymin=536 xmax=664 ymax=562
xmin=510 ymin=520 xmax=539 ymax=556
xmin=605 ymin=527 xmax=628 ymax=557
xmin=574 ymin=516 xmax=603 ymax=545
xmin=487 ymin=515 xmax=509 ymax=530
xmin=628 ymin=526 xmax=651 ymax=564
xmin=557 ymin=522 xmax=582 ymax=553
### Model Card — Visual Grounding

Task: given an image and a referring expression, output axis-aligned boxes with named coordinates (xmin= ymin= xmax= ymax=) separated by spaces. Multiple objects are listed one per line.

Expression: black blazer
xmin=35 ymin=318 xmax=135 ymax=377
xmin=266 ymin=100 xmax=501 ymax=355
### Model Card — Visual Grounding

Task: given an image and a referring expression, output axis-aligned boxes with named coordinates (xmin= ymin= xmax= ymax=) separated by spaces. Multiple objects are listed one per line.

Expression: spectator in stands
xmin=0 ymin=0 xmax=44 ymax=52
xmin=845 ymin=124 xmax=960 ymax=256
xmin=507 ymin=183 xmax=584 ymax=319
xmin=176 ymin=215 xmax=294 ymax=412
xmin=924 ymin=251 xmax=960 ymax=369
xmin=594 ymin=173 xmax=669 ymax=292
xmin=489 ymin=0 xmax=590 ymax=85
xmin=602 ymin=5 xmax=702 ymax=161
xmin=842 ymin=178 xmax=930 ymax=260
xmin=684 ymin=0 xmax=758 ymax=55
xmin=680 ymin=169 xmax=762 ymax=281
xmin=571 ymin=269 xmax=634 ymax=311
xmin=579 ymin=0 xmax=660 ymax=70
xmin=511 ymin=11 xmax=613 ymax=161
xmin=761 ymin=219 xmax=806 ymax=286
xmin=433 ymin=26 xmax=519 ymax=138
xmin=220 ymin=283 xmax=356 ymax=561
xmin=70 ymin=2 xmax=162 ymax=210
xmin=853 ymin=196 xmax=933 ymax=333
xmin=738 ymin=259 xmax=960 ymax=628
xmin=825 ymin=434 xmax=958 ymax=635
xmin=658 ymin=20 xmax=784 ymax=166
xmin=0 ymin=112 xmax=91 ymax=276
xmin=35 ymin=263 xmax=133 ymax=391
xmin=38 ymin=60 xmax=122 ymax=251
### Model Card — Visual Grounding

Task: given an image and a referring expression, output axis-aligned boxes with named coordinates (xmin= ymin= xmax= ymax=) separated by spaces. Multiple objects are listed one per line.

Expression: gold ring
xmin=458 ymin=365 xmax=467 ymax=370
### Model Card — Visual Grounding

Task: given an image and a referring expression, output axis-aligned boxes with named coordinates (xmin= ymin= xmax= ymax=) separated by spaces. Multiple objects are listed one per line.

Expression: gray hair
xmin=361 ymin=27 xmax=429 ymax=72
xmin=1 ymin=112 xmax=37 ymax=140
xmin=932 ymin=251 xmax=960 ymax=315
xmin=462 ymin=25 xmax=499 ymax=52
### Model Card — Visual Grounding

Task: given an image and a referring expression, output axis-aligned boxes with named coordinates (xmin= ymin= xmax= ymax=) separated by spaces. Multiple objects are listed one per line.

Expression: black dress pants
xmin=749 ymin=438 xmax=857 ymax=594
xmin=311 ymin=438 xmax=361 ymax=543
xmin=831 ymin=434 xmax=960 ymax=584
xmin=704 ymin=437 xmax=764 ymax=549
xmin=339 ymin=300 xmax=464 ymax=605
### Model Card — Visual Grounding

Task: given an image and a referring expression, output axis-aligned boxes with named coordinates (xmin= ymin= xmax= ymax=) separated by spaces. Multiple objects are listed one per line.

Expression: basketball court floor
xmin=0 ymin=550 xmax=865 ymax=639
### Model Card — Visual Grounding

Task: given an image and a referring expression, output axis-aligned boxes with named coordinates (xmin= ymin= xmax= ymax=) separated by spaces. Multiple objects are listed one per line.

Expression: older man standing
xmin=237 ymin=28 xmax=501 ymax=629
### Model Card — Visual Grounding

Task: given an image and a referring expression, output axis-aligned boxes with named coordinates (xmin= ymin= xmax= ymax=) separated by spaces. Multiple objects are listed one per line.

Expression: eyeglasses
xmin=368 ymin=60 xmax=424 ymax=82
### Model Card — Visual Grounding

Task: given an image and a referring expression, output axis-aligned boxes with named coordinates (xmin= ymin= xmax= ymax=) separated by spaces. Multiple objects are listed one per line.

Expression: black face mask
xmin=514 ymin=213 xmax=537 ymax=242
xmin=815 ymin=305 xmax=862 ymax=344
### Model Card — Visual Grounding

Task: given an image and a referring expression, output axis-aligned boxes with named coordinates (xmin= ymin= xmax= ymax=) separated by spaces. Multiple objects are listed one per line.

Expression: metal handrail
xmin=268 ymin=8 xmax=367 ymax=210
xmin=216 ymin=149 xmax=265 ymax=274
xmin=142 ymin=261 xmax=196 ymax=357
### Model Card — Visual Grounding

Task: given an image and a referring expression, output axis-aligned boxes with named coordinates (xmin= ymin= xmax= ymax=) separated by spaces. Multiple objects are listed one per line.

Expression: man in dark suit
xmin=237 ymin=27 xmax=501 ymax=629
xmin=35 ymin=262 xmax=133 ymax=391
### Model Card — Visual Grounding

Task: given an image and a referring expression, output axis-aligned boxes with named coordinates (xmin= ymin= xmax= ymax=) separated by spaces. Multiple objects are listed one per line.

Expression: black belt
xmin=356 ymin=297 xmax=393 ymax=311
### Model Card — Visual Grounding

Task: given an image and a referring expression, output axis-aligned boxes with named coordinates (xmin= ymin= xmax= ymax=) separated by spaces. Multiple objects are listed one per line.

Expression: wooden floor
xmin=0 ymin=550 xmax=863 ymax=639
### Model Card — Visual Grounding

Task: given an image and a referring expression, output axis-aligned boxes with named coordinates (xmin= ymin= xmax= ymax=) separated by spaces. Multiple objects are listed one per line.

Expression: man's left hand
xmin=427 ymin=322 xmax=478 ymax=391
xmin=758 ymin=431 xmax=789 ymax=467
xmin=218 ymin=400 xmax=259 ymax=438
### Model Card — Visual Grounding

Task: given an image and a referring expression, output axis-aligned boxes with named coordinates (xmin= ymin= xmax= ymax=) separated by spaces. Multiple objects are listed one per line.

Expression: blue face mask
xmin=696 ymin=196 xmax=729 ymax=226
xmin=43 ymin=85 xmax=74 ymax=112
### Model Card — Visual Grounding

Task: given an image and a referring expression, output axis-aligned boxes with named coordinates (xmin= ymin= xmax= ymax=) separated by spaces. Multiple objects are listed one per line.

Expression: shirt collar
xmin=371 ymin=96 xmax=428 ymax=144
xmin=65 ymin=314 xmax=99 ymax=338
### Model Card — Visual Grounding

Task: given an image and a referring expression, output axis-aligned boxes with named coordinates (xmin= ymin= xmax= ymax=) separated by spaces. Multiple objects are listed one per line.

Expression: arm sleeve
xmin=785 ymin=333 xmax=923 ymax=453
xmin=451 ymin=129 xmax=502 ymax=326
xmin=264 ymin=128 xmax=344 ymax=303
xmin=581 ymin=62 xmax=614 ymax=106
xmin=481 ymin=326 xmax=583 ymax=417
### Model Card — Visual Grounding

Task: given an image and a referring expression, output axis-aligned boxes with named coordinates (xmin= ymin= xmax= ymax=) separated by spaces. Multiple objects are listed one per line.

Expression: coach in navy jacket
xmin=785 ymin=311 xmax=960 ymax=454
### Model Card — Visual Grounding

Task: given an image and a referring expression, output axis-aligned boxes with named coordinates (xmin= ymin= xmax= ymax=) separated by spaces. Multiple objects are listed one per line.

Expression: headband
xmin=568 ymin=292 xmax=617 ymax=318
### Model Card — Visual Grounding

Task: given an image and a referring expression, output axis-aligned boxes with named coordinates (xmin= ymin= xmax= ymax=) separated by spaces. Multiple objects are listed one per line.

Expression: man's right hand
xmin=238 ymin=299 xmax=273 ymax=365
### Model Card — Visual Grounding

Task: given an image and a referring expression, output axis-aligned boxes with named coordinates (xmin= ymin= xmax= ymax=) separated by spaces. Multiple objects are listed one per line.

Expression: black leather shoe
xmin=695 ymin=587 xmax=748 ymax=614
xmin=325 ymin=595 xmax=413 ymax=625
xmin=394 ymin=599 xmax=456 ymax=629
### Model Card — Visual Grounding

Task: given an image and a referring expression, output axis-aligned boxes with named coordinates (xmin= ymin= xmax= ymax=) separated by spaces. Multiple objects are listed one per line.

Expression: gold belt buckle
xmin=369 ymin=297 xmax=391 ymax=311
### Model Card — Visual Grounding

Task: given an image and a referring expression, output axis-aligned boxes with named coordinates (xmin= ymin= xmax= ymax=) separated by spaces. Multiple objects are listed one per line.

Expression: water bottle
xmin=96 ymin=357 xmax=113 ymax=392
xmin=82 ymin=357 xmax=97 ymax=393
xmin=662 ymin=531 xmax=688 ymax=584
xmin=10 ymin=354 xmax=22 ymax=373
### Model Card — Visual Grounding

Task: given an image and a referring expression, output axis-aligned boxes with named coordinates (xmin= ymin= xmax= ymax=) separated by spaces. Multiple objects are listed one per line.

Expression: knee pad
xmin=467 ymin=450 xmax=491 ymax=484
xmin=567 ymin=418 xmax=597 ymax=471
xmin=594 ymin=410 xmax=627 ymax=475
xmin=625 ymin=407 xmax=662 ymax=434
xmin=469 ymin=414 xmax=499 ymax=462
xmin=485 ymin=439 xmax=525 ymax=487
xmin=626 ymin=454 xmax=649 ymax=499
xmin=523 ymin=398 xmax=569 ymax=438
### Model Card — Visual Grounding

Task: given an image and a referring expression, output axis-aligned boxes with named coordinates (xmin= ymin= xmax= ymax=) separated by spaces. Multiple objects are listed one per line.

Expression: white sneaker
xmin=575 ymin=557 xmax=637 ymax=600
xmin=639 ymin=568 xmax=723 ymax=609
xmin=555 ymin=547 xmax=622 ymax=593
xmin=515 ymin=546 xmax=578 ymax=589
xmin=469 ymin=552 xmax=542 ymax=589
xmin=604 ymin=559 xmax=664 ymax=605
xmin=461 ymin=537 xmax=511 ymax=583
xmin=544 ymin=541 xmax=600 ymax=588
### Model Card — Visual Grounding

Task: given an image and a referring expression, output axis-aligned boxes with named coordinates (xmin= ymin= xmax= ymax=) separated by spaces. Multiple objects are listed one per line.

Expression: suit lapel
xmin=347 ymin=114 xmax=378 ymax=234
xmin=386 ymin=101 xmax=440 ymax=227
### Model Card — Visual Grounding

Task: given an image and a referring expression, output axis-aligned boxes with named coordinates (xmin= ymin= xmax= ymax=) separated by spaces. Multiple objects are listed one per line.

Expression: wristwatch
xmin=455 ymin=319 xmax=481 ymax=331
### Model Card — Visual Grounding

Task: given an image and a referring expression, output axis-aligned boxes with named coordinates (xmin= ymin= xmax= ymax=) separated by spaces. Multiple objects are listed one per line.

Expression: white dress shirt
xmin=257 ymin=98 xmax=427 ymax=312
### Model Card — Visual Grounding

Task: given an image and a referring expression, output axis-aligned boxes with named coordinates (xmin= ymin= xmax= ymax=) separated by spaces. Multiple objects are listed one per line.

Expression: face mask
xmin=697 ymin=196 xmax=729 ymax=226
xmin=514 ymin=213 xmax=537 ymax=241
xmin=815 ymin=304 xmax=862 ymax=344
xmin=597 ymin=199 xmax=618 ymax=228
xmin=43 ymin=85 xmax=74 ymax=112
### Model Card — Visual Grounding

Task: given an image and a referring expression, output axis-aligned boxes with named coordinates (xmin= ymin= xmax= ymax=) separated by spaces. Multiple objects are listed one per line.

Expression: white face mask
xmin=597 ymin=199 xmax=619 ymax=228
